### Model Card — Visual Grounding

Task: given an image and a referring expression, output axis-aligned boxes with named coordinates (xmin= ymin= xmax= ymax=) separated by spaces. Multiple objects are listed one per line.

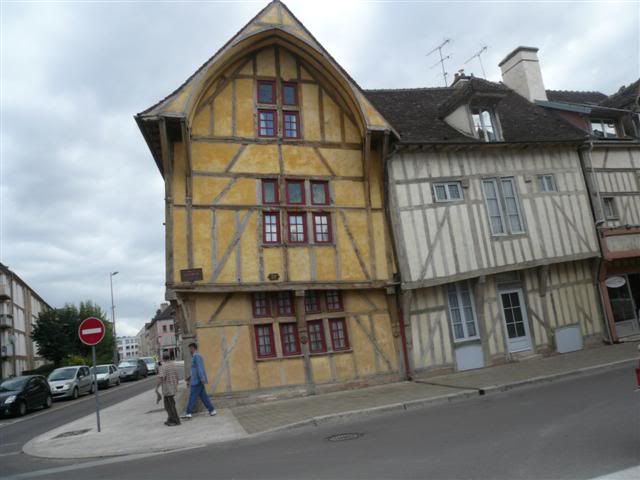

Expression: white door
xmin=499 ymin=289 xmax=532 ymax=353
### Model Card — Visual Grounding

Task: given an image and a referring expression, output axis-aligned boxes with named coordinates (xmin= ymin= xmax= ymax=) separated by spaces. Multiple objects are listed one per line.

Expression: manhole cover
xmin=53 ymin=429 xmax=91 ymax=439
xmin=327 ymin=433 xmax=362 ymax=442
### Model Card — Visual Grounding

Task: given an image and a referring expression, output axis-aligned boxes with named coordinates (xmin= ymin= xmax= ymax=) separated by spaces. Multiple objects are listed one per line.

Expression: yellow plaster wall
xmin=191 ymin=289 xmax=400 ymax=394
xmin=170 ymin=45 xmax=395 ymax=288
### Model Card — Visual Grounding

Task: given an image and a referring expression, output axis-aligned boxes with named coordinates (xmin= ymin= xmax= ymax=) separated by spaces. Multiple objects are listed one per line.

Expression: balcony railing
xmin=0 ymin=314 xmax=12 ymax=329
xmin=0 ymin=284 xmax=10 ymax=301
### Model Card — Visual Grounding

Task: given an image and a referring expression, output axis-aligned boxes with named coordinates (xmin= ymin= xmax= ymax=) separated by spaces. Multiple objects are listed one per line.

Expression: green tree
xmin=31 ymin=305 xmax=78 ymax=366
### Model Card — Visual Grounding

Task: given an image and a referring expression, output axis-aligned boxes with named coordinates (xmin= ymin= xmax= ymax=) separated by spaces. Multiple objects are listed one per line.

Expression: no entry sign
xmin=78 ymin=317 xmax=106 ymax=346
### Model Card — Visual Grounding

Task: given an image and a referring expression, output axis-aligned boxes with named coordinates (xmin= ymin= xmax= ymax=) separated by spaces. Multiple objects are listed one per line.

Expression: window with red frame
xmin=262 ymin=179 xmax=279 ymax=204
xmin=282 ymin=83 xmax=298 ymax=106
xmin=276 ymin=291 xmax=294 ymax=316
xmin=252 ymin=292 xmax=271 ymax=317
xmin=254 ymin=324 xmax=276 ymax=358
xmin=313 ymin=213 xmax=331 ymax=243
xmin=310 ymin=181 xmax=329 ymax=205
xmin=283 ymin=112 xmax=299 ymax=139
xmin=263 ymin=212 xmax=280 ymax=244
xmin=286 ymin=180 xmax=305 ymax=205
xmin=279 ymin=323 xmax=300 ymax=356
xmin=307 ymin=320 xmax=326 ymax=353
xmin=258 ymin=109 xmax=276 ymax=137
xmin=326 ymin=290 xmax=343 ymax=311
xmin=304 ymin=290 xmax=320 ymax=313
xmin=330 ymin=318 xmax=350 ymax=351
xmin=257 ymin=80 xmax=275 ymax=104
xmin=288 ymin=213 xmax=306 ymax=243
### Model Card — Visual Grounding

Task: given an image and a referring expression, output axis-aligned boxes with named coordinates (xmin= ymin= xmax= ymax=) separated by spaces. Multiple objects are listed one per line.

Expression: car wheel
xmin=17 ymin=400 xmax=27 ymax=417
xmin=44 ymin=395 xmax=52 ymax=409
xmin=72 ymin=387 xmax=79 ymax=400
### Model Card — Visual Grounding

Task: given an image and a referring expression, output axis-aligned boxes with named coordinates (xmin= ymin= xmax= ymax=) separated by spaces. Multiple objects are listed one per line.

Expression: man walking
xmin=155 ymin=351 xmax=181 ymax=427
xmin=182 ymin=342 xmax=216 ymax=419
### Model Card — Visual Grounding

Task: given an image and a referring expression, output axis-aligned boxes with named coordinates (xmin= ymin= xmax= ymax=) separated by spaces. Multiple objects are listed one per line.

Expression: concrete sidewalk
xmin=24 ymin=384 xmax=248 ymax=459
xmin=24 ymin=341 xmax=638 ymax=459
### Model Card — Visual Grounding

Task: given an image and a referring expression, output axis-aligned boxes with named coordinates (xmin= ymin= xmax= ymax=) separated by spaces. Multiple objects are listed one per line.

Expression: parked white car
xmin=140 ymin=357 xmax=157 ymax=375
xmin=92 ymin=364 xmax=120 ymax=389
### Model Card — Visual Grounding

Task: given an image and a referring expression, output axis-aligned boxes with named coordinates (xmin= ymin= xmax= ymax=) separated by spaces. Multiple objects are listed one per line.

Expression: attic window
xmin=590 ymin=118 xmax=618 ymax=139
xmin=471 ymin=107 xmax=499 ymax=142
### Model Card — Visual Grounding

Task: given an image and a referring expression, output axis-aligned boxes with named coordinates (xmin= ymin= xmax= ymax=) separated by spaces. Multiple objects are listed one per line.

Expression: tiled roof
xmin=599 ymin=79 xmax=640 ymax=110
xmin=546 ymin=90 xmax=607 ymax=105
xmin=365 ymin=79 xmax=587 ymax=144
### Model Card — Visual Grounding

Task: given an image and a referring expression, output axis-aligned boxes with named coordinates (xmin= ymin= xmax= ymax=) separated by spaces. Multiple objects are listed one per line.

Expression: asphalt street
xmin=2 ymin=364 xmax=639 ymax=480
xmin=0 ymin=376 xmax=156 ymax=476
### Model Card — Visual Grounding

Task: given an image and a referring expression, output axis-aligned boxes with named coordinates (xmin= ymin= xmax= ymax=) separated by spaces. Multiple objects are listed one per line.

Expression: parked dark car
xmin=0 ymin=375 xmax=52 ymax=417
xmin=118 ymin=359 xmax=148 ymax=381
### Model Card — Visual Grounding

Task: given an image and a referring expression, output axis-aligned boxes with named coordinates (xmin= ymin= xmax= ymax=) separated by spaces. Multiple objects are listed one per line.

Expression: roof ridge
xmin=546 ymin=88 xmax=606 ymax=95
xmin=365 ymin=86 xmax=454 ymax=92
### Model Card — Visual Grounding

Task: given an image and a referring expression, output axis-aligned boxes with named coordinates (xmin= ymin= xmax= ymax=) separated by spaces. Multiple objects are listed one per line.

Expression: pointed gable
xmin=137 ymin=1 xmax=393 ymax=136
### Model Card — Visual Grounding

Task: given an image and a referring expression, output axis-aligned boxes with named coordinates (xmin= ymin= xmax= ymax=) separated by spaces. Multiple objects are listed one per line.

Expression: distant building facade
xmin=117 ymin=336 xmax=140 ymax=360
xmin=146 ymin=304 xmax=180 ymax=361
xmin=0 ymin=263 xmax=51 ymax=378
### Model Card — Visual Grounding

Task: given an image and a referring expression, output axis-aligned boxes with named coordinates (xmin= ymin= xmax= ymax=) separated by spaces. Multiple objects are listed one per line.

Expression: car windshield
xmin=92 ymin=366 xmax=109 ymax=374
xmin=0 ymin=377 xmax=28 ymax=392
xmin=118 ymin=362 xmax=136 ymax=368
xmin=142 ymin=358 xmax=154 ymax=364
xmin=48 ymin=368 xmax=77 ymax=381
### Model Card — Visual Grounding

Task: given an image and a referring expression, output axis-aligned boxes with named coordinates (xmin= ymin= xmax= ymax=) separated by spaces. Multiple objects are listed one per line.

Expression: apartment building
xmin=116 ymin=336 xmax=140 ymax=360
xmin=0 ymin=263 xmax=51 ymax=378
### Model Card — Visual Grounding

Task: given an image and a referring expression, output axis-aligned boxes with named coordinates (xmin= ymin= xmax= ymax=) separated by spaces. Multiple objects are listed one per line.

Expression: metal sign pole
xmin=92 ymin=345 xmax=101 ymax=432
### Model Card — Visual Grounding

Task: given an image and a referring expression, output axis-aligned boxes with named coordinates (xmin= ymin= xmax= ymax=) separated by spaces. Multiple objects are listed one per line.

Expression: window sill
xmin=310 ymin=349 xmax=352 ymax=357
xmin=255 ymin=354 xmax=303 ymax=362
xmin=452 ymin=337 xmax=481 ymax=346
xmin=491 ymin=232 xmax=528 ymax=241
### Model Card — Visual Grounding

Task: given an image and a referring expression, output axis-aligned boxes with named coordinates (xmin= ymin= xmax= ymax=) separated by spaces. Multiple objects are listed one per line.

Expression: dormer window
xmin=590 ymin=118 xmax=619 ymax=139
xmin=471 ymin=107 xmax=499 ymax=142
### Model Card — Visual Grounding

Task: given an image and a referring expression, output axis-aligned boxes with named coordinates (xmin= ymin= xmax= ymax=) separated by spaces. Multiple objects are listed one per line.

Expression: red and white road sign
xmin=78 ymin=317 xmax=106 ymax=346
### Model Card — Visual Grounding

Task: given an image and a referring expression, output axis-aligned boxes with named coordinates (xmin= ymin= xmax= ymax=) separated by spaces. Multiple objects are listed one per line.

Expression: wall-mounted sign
xmin=268 ymin=273 xmax=280 ymax=281
xmin=180 ymin=268 xmax=203 ymax=283
xmin=605 ymin=276 xmax=626 ymax=289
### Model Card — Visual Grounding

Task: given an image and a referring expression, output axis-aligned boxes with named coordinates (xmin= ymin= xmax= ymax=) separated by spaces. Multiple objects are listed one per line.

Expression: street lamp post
xmin=110 ymin=271 xmax=119 ymax=365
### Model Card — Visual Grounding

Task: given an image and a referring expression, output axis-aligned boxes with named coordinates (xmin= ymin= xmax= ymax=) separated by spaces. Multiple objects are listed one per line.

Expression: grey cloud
xmin=1 ymin=0 xmax=637 ymax=336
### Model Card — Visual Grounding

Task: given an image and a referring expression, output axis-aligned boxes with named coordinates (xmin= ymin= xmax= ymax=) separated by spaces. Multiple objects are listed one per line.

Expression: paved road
xmin=3 ymin=364 xmax=640 ymax=479
xmin=0 ymin=376 xmax=156 ymax=475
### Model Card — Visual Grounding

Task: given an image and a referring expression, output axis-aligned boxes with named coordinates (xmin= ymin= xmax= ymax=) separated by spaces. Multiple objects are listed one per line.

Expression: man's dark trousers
xmin=164 ymin=395 xmax=181 ymax=425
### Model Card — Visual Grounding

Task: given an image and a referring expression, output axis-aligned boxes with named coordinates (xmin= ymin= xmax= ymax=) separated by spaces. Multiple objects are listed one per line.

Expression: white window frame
xmin=433 ymin=181 xmax=464 ymax=202
xmin=590 ymin=118 xmax=619 ymax=139
xmin=471 ymin=107 xmax=500 ymax=142
xmin=446 ymin=281 xmax=480 ymax=342
xmin=602 ymin=196 xmax=618 ymax=220
xmin=482 ymin=177 xmax=526 ymax=236
xmin=538 ymin=174 xmax=556 ymax=193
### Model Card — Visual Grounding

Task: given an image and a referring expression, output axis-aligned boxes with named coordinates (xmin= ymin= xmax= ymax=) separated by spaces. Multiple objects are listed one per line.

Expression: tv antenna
xmin=464 ymin=46 xmax=489 ymax=79
xmin=427 ymin=38 xmax=451 ymax=87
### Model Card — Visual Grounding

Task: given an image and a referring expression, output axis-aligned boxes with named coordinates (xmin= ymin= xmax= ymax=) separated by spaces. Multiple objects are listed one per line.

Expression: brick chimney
xmin=499 ymin=46 xmax=548 ymax=102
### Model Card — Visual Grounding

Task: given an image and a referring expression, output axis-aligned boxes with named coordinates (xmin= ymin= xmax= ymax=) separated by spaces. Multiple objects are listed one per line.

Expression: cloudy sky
xmin=1 ymin=0 xmax=638 ymax=337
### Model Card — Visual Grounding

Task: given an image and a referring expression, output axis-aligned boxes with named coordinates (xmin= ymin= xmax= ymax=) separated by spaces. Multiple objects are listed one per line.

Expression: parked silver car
xmin=48 ymin=366 xmax=94 ymax=400
xmin=92 ymin=364 xmax=120 ymax=389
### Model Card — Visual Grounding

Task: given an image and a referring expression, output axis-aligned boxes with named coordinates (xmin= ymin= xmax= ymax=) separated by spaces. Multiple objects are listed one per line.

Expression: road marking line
xmin=81 ymin=328 xmax=102 ymax=335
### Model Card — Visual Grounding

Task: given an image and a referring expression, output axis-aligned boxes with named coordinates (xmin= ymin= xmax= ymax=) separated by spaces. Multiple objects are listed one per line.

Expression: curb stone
xmin=249 ymin=358 xmax=637 ymax=437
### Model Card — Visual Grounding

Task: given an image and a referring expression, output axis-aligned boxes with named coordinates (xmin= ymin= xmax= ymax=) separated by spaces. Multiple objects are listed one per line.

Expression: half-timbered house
xmin=540 ymin=79 xmax=640 ymax=341
xmin=366 ymin=49 xmax=605 ymax=374
xmin=136 ymin=1 xmax=405 ymax=398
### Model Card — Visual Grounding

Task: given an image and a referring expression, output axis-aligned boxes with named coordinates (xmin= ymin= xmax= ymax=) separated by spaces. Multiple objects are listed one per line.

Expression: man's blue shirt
xmin=190 ymin=352 xmax=208 ymax=386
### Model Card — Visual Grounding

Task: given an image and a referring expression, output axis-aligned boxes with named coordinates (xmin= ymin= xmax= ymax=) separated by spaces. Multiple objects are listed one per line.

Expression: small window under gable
xmin=590 ymin=118 xmax=619 ymax=139
xmin=471 ymin=107 xmax=499 ymax=142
